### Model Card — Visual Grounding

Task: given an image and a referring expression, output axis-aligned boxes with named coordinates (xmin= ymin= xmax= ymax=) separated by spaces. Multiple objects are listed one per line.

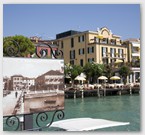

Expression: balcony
xmin=132 ymin=53 xmax=140 ymax=57
xmin=132 ymin=42 xmax=140 ymax=47
xmin=102 ymin=52 xmax=108 ymax=58
xmin=109 ymin=53 xmax=126 ymax=59
xmin=130 ymin=61 xmax=140 ymax=68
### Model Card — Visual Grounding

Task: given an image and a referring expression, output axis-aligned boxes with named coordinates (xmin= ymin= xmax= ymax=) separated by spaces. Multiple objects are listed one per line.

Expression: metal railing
xmin=3 ymin=39 xmax=65 ymax=131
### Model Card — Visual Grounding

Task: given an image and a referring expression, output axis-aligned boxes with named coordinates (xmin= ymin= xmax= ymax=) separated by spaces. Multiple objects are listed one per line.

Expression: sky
xmin=3 ymin=57 xmax=64 ymax=78
xmin=3 ymin=4 xmax=140 ymax=40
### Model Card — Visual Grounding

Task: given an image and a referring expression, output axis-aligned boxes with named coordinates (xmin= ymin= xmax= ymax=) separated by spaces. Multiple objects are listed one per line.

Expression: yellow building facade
xmin=56 ymin=27 xmax=128 ymax=66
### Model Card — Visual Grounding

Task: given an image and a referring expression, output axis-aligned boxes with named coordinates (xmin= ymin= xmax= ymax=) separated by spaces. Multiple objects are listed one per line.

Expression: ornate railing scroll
xmin=36 ymin=110 xmax=64 ymax=128
xmin=4 ymin=116 xmax=20 ymax=131
xmin=35 ymin=43 xmax=63 ymax=59
xmin=25 ymin=110 xmax=65 ymax=131
xmin=3 ymin=39 xmax=65 ymax=131
xmin=3 ymin=39 xmax=20 ymax=57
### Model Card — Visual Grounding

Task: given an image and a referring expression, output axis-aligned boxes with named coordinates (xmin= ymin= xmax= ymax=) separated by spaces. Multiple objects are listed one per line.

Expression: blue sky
xmin=3 ymin=4 xmax=140 ymax=40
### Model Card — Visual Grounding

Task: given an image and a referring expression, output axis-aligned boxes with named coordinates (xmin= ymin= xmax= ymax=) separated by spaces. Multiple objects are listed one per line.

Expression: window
xmin=118 ymin=49 xmax=123 ymax=58
xmin=80 ymin=59 xmax=83 ymax=67
xmin=40 ymin=49 xmax=48 ymax=57
xmin=110 ymin=48 xmax=116 ymax=57
xmin=101 ymin=38 xmax=108 ymax=44
xmin=61 ymin=41 xmax=63 ymax=48
xmin=110 ymin=39 xmax=116 ymax=45
xmin=70 ymin=60 xmax=74 ymax=65
xmin=79 ymin=48 xmax=84 ymax=55
xmin=78 ymin=35 xmax=85 ymax=42
xmin=102 ymin=58 xmax=109 ymax=64
xmin=88 ymin=47 xmax=94 ymax=54
xmin=102 ymin=47 xmax=108 ymax=57
xmin=88 ymin=58 xmax=94 ymax=63
xmin=110 ymin=58 xmax=116 ymax=63
xmin=94 ymin=36 xmax=99 ymax=43
xmin=71 ymin=38 xmax=74 ymax=48
xmin=70 ymin=50 xmax=75 ymax=59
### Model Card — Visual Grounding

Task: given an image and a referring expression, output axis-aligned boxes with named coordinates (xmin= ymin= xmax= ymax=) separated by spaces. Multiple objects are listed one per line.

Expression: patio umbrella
xmin=75 ymin=76 xmax=86 ymax=85
xmin=98 ymin=76 xmax=108 ymax=80
xmin=110 ymin=76 xmax=121 ymax=80
xmin=75 ymin=76 xmax=86 ymax=81
xmin=110 ymin=76 xmax=121 ymax=84
xmin=98 ymin=76 xmax=108 ymax=93
xmin=98 ymin=76 xmax=108 ymax=84
xmin=114 ymin=59 xmax=123 ymax=64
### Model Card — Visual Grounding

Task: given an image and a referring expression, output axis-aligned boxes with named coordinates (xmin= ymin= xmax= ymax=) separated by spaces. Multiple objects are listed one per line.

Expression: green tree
xmin=119 ymin=65 xmax=131 ymax=84
xmin=3 ymin=35 xmax=35 ymax=57
xmin=64 ymin=63 xmax=83 ymax=87
xmin=104 ymin=64 xmax=114 ymax=83
xmin=83 ymin=63 xmax=93 ymax=85
xmin=92 ymin=63 xmax=104 ymax=83
xmin=83 ymin=62 xmax=104 ymax=85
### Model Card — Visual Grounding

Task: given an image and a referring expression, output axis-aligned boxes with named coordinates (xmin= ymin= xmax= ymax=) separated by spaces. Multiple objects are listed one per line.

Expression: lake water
xmin=3 ymin=94 xmax=140 ymax=131
xmin=53 ymin=94 xmax=140 ymax=131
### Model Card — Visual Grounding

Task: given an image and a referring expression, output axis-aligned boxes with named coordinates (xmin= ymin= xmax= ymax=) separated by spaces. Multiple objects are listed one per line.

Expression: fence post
xmin=23 ymin=114 xmax=33 ymax=130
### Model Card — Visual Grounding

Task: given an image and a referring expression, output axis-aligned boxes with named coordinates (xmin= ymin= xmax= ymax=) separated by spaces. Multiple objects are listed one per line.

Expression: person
xmin=15 ymin=91 xmax=18 ymax=98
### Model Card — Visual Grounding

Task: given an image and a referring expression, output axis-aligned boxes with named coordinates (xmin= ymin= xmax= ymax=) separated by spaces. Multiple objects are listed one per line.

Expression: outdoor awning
xmin=132 ymin=53 xmax=140 ymax=57
xmin=132 ymin=42 xmax=140 ymax=47
xmin=50 ymin=118 xmax=129 ymax=131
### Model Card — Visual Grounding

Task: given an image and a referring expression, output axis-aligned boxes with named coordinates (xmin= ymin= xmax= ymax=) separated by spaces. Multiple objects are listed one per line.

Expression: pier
xmin=65 ymin=86 xmax=140 ymax=99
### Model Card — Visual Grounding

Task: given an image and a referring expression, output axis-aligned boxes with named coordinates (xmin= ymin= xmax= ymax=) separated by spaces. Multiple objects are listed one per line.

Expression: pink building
xmin=35 ymin=44 xmax=58 ymax=58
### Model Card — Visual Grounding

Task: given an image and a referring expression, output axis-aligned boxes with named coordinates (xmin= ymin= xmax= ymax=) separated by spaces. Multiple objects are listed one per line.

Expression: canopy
xmin=110 ymin=76 xmax=121 ymax=80
xmin=75 ymin=76 xmax=86 ymax=81
xmin=115 ymin=59 xmax=123 ymax=64
xmin=50 ymin=118 xmax=129 ymax=131
xmin=98 ymin=76 xmax=108 ymax=80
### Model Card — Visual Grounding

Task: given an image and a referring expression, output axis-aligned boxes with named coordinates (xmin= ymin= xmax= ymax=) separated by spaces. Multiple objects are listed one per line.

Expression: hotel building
xmin=29 ymin=27 xmax=140 ymax=84
xmin=55 ymin=27 xmax=128 ymax=66
xmin=35 ymin=70 xmax=64 ymax=91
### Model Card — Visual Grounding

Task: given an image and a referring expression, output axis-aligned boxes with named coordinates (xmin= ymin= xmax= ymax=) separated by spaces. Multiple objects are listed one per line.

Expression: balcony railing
xmin=103 ymin=53 xmax=126 ymax=58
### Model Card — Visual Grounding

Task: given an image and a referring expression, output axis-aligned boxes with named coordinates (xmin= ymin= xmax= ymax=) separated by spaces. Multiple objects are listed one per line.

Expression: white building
xmin=36 ymin=70 xmax=64 ymax=90
xmin=11 ymin=75 xmax=24 ymax=91
xmin=23 ymin=77 xmax=35 ymax=90
xmin=124 ymin=38 xmax=140 ymax=83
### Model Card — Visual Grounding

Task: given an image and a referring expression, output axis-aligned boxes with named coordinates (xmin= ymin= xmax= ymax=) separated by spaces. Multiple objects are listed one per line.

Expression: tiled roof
xmin=124 ymin=38 xmax=140 ymax=42
xmin=11 ymin=75 xmax=23 ymax=77
xmin=44 ymin=70 xmax=64 ymax=76
xmin=37 ymin=70 xmax=64 ymax=79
